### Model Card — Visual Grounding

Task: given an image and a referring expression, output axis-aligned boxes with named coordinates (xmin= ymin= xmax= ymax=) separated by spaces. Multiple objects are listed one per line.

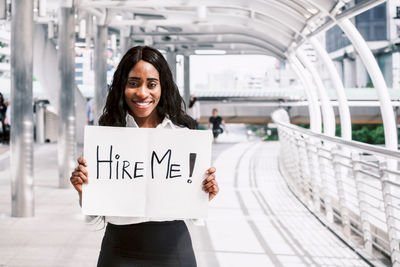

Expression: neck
xmin=131 ymin=111 xmax=162 ymax=128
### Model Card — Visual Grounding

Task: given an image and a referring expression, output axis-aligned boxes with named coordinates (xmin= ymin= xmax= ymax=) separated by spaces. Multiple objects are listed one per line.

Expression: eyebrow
xmin=127 ymin=77 xmax=159 ymax=81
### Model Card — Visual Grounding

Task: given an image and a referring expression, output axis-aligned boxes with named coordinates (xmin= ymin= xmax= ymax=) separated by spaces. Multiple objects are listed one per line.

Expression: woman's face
xmin=124 ymin=60 xmax=161 ymax=122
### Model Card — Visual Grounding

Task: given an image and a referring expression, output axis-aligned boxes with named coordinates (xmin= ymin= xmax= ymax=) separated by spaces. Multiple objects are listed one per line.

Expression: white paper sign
xmin=82 ymin=126 xmax=213 ymax=219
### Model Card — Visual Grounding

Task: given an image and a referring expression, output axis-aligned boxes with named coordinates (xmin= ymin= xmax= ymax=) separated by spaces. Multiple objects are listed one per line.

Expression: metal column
xmin=57 ymin=7 xmax=76 ymax=188
xmin=10 ymin=0 xmax=34 ymax=217
xmin=183 ymin=55 xmax=190 ymax=105
xmin=289 ymin=55 xmax=322 ymax=133
xmin=94 ymin=25 xmax=108 ymax=124
xmin=120 ymin=28 xmax=130 ymax=55
xmin=167 ymin=52 xmax=177 ymax=82
xmin=309 ymin=36 xmax=352 ymax=140
xmin=296 ymin=48 xmax=336 ymax=137
xmin=338 ymin=19 xmax=398 ymax=150
xmin=35 ymin=101 xmax=47 ymax=144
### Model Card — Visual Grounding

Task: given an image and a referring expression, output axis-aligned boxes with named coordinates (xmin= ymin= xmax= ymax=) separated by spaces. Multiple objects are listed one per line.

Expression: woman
xmin=0 ymin=93 xmax=7 ymax=143
xmin=70 ymin=46 xmax=219 ymax=267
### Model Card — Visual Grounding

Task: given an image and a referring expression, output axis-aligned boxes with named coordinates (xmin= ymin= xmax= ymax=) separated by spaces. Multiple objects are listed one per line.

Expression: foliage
xmin=366 ymin=81 xmax=374 ymax=88
xmin=298 ymin=123 xmax=385 ymax=145
xmin=247 ymin=124 xmax=278 ymax=141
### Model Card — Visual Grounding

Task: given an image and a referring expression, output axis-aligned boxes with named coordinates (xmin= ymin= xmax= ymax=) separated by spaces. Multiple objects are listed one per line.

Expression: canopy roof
xmin=58 ymin=0 xmax=386 ymax=59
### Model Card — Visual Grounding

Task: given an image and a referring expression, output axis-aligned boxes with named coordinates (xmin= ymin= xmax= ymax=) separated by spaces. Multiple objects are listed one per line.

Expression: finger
xmin=77 ymin=164 xmax=88 ymax=177
xmin=77 ymin=157 xmax=87 ymax=167
xmin=203 ymin=180 xmax=217 ymax=190
xmin=209 ymin=192 xmax=217 ymax=201
xmin=70 ymin=176 xmax=84 ymax=185
xmin=207 ymin=185 xmax=219 ymax=194
xmin=77 ymin=172 xmax=88 ymax=184
xmin=205 ymin=167 xmax=216 ymax=174
xmin=202 ymin=174 xmax=215 ymax=184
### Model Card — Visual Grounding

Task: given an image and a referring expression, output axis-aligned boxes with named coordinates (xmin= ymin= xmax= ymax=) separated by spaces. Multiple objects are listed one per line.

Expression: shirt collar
xmin=125 ymin=113 xmax=176 ymax=129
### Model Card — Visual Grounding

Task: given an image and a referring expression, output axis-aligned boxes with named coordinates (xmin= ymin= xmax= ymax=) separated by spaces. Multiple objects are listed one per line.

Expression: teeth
xmin=135 ymin=102 xmax=151 ymax=106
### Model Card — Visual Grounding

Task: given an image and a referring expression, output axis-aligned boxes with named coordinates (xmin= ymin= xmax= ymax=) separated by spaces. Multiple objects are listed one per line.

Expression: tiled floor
xmin=0 ymin=130 xmax=375 ymax=266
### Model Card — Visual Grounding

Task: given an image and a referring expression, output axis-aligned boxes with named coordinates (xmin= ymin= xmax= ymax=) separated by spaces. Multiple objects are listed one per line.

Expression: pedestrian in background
xmin=208 ymin=108 xmax=226 ymax=142
xmin=3 ymin=100 xmax=10 ymax=144
xmin=87 ymin=98 xmax=94 ymax=125
xmin=0 ymin=93 xmax=7 ymax=143
xmin=187 ymin=94 xmax=200 ymax=129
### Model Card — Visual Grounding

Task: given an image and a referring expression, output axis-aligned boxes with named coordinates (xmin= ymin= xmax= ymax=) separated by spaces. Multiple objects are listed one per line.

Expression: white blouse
xmin=105 ymin=113 xmax=203 ymax=225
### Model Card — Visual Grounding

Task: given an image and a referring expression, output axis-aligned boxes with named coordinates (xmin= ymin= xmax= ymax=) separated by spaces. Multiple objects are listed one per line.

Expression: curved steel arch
xmin=134 ymin=31 xmax=286 ymax=57
xmin=79 ymin=0 xmax=307 ymax=27
xmin=152 ymin=40 xmax=285 ymax=60
xmin=300 ymin=0 xmax=397 ymax=152
xmin=109 ymin=14 xmax=294 ymax=46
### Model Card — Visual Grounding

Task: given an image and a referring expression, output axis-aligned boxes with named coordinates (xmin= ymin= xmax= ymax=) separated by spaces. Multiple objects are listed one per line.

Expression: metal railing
xmin=272 ymin=109 xmax=400 ymax=267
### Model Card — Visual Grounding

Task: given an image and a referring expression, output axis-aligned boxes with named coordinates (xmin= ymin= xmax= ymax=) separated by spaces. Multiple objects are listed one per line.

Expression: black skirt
xmin=97 ymin=220 xmax=197 ymax=267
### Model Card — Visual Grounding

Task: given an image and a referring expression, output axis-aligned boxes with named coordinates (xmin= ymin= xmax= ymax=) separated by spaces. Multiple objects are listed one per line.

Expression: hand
xmin=70 ymin=157 xmax=88 ymax=195
xmin=202 ymin=167 xmax=219 ymax=201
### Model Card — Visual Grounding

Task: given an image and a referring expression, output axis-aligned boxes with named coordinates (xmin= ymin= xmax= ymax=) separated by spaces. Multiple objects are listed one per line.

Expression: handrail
xmin=272 ymin=109 xmax=400 ymax=267
xmin=273 ymin=113 xmax=400 ymax=159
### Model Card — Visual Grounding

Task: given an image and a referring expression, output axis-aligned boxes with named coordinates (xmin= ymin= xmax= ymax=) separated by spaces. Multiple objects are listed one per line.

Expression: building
xmin=326 ymin=0 xmax=400 ymax=89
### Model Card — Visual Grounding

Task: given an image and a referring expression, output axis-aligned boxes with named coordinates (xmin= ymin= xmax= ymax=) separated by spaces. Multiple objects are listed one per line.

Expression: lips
xmin=132 ymin=100 xmax=153 ymax=109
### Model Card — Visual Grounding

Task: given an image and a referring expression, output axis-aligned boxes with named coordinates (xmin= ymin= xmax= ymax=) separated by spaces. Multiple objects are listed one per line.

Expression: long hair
xmin=98 ymin=46 xmax=195 ymax=129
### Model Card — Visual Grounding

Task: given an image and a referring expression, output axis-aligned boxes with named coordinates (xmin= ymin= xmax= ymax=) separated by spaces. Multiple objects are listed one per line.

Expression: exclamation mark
xmin=188 ymin=153 xmax=197 ymax=183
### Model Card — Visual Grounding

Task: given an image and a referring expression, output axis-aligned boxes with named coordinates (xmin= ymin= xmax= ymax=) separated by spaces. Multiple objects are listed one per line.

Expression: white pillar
xmin=57 ymin=6 xmax=76 ymax=189
xmin=338 ymin=19 xmax=398 ymax=150
xmin=167 ymin=52 xmax=177 ymax=82
xmin=343 ymin=57 xmax=356 ymax=88
xmin=392 ymin=52 xmax=400 ymax=90
xmin=183 ymin=55 xmax=190 ymax=105
xmin=296 ymin=48 xmax=336 ymax=136
xmin=120 ymin=27 xmax=130 ymax=55
xmin=94 ymin=25 xmax=108 ymax=124
xmin=309 ymin=36 xmax=352 ymax=140
xmin=355 ymin=54 xmax=368 ymax=88
xmin=288 ymin=55 xmax=322 ymax=133
xmin=10 ymin=0 xmax=34 ymax=217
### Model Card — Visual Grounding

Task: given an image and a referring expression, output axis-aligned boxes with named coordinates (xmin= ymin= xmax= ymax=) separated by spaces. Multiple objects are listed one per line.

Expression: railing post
xmin=289 ymin=131 xmax=301 ymax=192
xmin=332 ymin=146 xmax=351 ymax=236
xmin=352 ymin=152 xmax=373 ymax=253
xmin=379 ymin=161 xmax=400 ymax=267
xmin=306 ymin=138 xmax=321 ymax=213
xmin=317 ymin=142 xmax=334 ymax=223
xmin=295 ymin=134 xmax=311 ymax=204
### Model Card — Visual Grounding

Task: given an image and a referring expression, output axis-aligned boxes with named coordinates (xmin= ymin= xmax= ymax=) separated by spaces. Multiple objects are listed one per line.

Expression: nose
xmin=136 ymin=84 xmax=150 ymax=99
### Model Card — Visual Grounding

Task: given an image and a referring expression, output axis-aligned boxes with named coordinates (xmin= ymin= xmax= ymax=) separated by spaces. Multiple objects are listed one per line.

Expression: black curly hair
xmin=98 ymin=46 xmax=195 ymax=129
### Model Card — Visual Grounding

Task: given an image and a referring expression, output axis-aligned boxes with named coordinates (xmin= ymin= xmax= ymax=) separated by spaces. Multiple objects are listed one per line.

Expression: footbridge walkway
xmin=0 ymin=124 xmax=395 ymax=266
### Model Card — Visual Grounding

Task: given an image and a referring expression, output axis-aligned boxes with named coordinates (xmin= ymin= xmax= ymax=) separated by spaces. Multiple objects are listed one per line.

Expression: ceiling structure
xmin=60 ymin=0 xmax=386 ymax=58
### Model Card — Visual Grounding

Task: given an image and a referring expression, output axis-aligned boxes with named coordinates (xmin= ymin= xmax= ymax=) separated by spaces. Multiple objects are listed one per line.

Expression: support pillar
xmin=94 ymin=25 xmax=108 ymax=124
xmin=10 ymin=0 xmax=34 ymax=217
xmin=183 ymin=55 xmax=190 ymax=105
xmin=57 ymin=6 xmax=76 ymax=188
xmin=289 ymin=55 xmax=322 ymax=133
xmin=167 ymin=52 xmax=177 ymax=82
xmin=392 ymin=52 xmax=400 ymax=90
xmin=296 ymin=48 xmax=336 ymax=137
xmin=310 ymin=36 xmax=352 ymax=140
xmin=338 ymin=19 xmax=398 ymax=150
xmin=120 ymin=28 xmax=130 ymax=55
xmin=85 ymin=14 xmax=93 ymax=49
xmin=35 ymin=101 xmax=47 ymax=144
xmin=343 ymin=57 xmax=356 ymax=88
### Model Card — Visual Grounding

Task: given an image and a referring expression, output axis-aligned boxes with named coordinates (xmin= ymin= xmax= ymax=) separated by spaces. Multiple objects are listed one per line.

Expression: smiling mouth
xmin=132 ymin=100 xmax=153 ymax=109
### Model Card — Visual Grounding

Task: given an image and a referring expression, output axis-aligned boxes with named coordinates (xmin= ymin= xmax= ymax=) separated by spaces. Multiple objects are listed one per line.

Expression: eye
xmin=127 ymin=81 xmax=138 ymax=87
xmin=148 ymin=83 xmax=157 ymax=88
